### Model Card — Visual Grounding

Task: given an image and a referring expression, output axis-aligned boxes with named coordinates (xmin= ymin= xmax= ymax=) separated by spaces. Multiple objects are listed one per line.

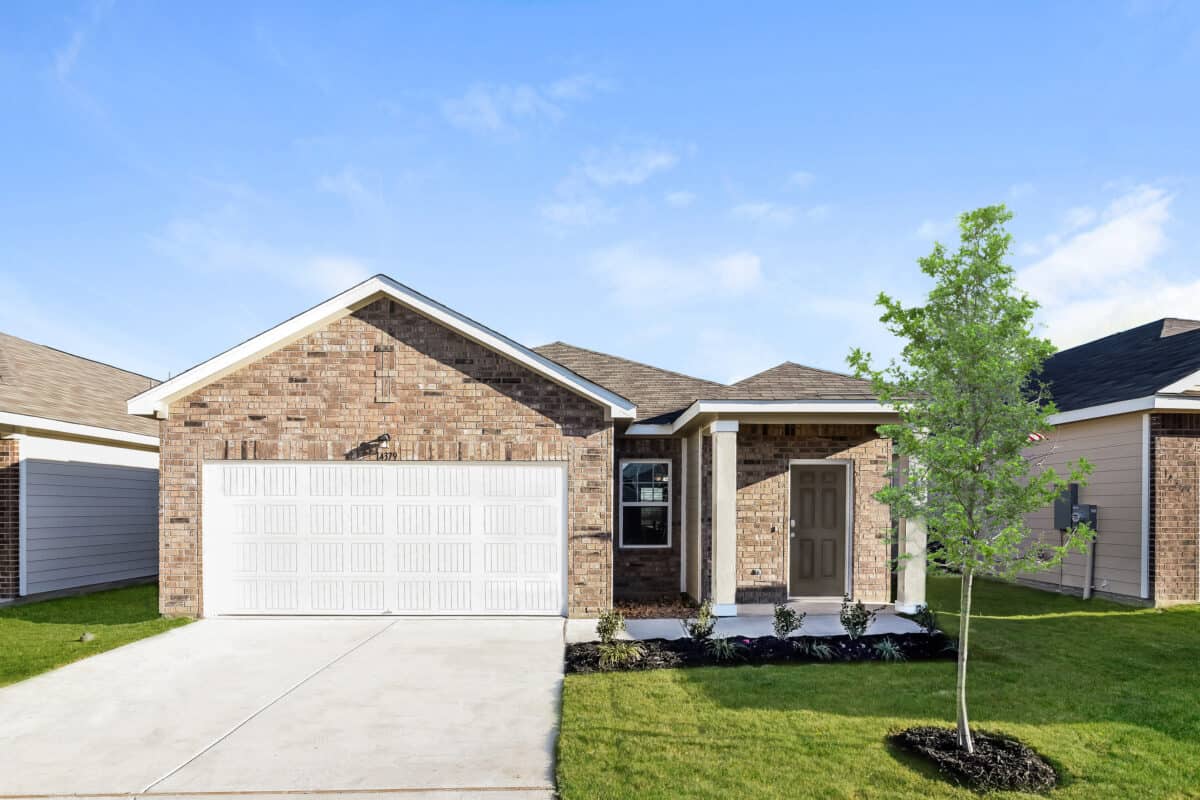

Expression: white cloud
xmin=546 ymin=73 xmax=611 ymax=100
xmin=691 ymin=327 xmax=782 ymax=384
xmin=538 ymin=196 xmax=614 ymax=228
xmin=732 ymin=202 xmax=796 ymax=225
xmin=441 ymin=73 xmax=608 ymax=134
xmin=915 ymin=218 xmax=955 ymax=240
xmin=589 ymin=244 xmax=762 ymax=308
xmin=788 ymin=170 xmax=815 ymax=189
xmin=580 ymin=146 xmax=678 ymax=186
xmin=1018 ymin=185 xmax=1192 ymax=348
xmin=54 ymin=30 xmax=85 ymax=81
xmin=665 ymin=190 xmax=696 ymax=208
xmin=1062 ymin=206 xmax=1098 ymax=230
xmin=1009 ymin=182 xmax=1036 ymax=199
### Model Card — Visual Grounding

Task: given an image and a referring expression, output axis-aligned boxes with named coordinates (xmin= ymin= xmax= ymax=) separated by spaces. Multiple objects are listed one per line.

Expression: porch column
xmin=895 ymin=516 xmax=927 ymax=612
xmin=709 ymin=420 xmax=738 ymax=616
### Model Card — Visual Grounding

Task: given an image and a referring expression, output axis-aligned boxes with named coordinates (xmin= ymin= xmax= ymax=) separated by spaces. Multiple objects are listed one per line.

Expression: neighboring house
xmin=1023 ymin=318 xmax=1200 ymax=605
xmin=0 ymin=333 xmax=160 ymax=600
xmin=129 ymin=275 xmax=927 ymax=619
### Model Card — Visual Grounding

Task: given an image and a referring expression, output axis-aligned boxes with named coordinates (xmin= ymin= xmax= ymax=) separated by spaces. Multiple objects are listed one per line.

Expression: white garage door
xmin=201 ymin=461 xmax=566 ymax=616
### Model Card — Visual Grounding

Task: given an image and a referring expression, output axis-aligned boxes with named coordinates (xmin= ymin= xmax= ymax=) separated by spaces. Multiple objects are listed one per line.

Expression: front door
xmin=788 ymin=464 xmax=847 ymax=597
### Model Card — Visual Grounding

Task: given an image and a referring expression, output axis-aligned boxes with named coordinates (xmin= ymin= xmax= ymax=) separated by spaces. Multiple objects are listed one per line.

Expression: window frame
xmin=618 ymin=458 xmax=672 ymax=550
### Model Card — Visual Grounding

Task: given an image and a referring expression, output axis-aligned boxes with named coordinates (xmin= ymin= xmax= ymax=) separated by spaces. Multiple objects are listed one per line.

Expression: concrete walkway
xmin=565 ymin=605 xmax=921 ymax=643
xmin=0 ymin=617 xmax=562 ymax=799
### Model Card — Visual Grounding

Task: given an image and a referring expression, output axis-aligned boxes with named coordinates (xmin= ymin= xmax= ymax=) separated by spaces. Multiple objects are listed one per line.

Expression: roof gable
xmin=723 ymin=362 xmax=876 ymax=401
xmin=128 ymin=275 xmax=636 ymax=420
xmin=0 ymin=332 xmax=160 ymax=438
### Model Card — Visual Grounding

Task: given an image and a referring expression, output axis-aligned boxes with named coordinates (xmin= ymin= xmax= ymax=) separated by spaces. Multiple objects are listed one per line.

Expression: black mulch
xmin=564 ymin=632 xmax=954 ymax=674
xmin=890 ymin=726 xmax=1058 ymax=793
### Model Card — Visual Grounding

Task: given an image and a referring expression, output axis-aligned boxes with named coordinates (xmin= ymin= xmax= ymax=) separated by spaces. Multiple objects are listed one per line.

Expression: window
xmin=620 ymin=460 xmax=671 ymax=548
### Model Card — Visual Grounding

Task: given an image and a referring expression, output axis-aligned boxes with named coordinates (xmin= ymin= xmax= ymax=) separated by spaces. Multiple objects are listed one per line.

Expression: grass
xmin=0 ymin=584 xmax=190 ymax=687
xmin=557 ymin=577 xmax=1200 ymax=799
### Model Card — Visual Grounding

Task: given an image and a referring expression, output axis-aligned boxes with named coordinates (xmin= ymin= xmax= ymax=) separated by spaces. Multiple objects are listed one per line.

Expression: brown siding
xmin=158 ymin=298 xmax=614 ymax=617
xmin=0 ymin=438 xmax=18 ymax=598
xmin=1022 ymin=413 xmax=1145 ymax=600
xmin=613 ymin=437 xmax=681 ymax=601
xmin=732 ymin=424 xmax=891 ymax=603
xmin=1151 ymin=413 xmax=1200 ymax=605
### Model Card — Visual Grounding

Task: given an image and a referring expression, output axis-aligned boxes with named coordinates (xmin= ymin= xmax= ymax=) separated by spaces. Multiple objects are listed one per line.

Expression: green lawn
xmin=558 ymin=577 xmax=1200 ymax=799
xmin=0 ymin=584 xmax=190 ymax=687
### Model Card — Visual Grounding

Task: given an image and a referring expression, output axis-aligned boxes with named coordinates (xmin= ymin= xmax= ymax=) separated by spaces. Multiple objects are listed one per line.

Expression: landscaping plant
xmin=772 ymin=603 xmax=805 ymax=638
xmin=680 ymin=599 xmax=716 ymax=641
xmin=839 ymin=595 xmax=876 ymax=639
xmin=912 ymin=604 xmax=940 ymax=636
xmin=597 ymin=640 xmax=645 ymax=669
xmin=596 ymin=608 xmax=626 ymax=644
xmin=849 ymin=204 xmax=1093 ymax=754
xmin=872 ymin=637 xmax=905 ymax=662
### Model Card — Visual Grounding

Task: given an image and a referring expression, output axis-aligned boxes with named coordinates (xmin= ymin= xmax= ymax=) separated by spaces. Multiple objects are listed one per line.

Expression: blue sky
xmin=2 ymin=2 xmax=1199 ymax=384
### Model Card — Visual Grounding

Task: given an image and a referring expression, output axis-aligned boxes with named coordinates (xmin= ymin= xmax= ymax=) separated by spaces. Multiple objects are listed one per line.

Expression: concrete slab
xmin=0 ymin=617 xmax=563 ymax=799
xmin=566 ymin=612 xmax=921 ymax=643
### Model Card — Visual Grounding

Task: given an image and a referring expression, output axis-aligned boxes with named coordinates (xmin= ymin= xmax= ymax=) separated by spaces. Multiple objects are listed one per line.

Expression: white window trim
xmin=618 ymin=458 xmax=672 ymax=550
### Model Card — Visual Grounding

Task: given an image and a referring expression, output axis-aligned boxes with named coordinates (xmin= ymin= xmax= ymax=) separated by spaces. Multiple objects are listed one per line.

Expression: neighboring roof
xmin=128 ymin=275 xmax=636 ymax=420
xmin=534 ymin=345 xmax=881 ymax=424
xmin=1042 ymin=318 xmax=1200 ymax=413
xmin=0 ymin=332 xmax=160 ymax=439
xmin=533 ymin=342 xmax=726 ymax=423
xmin=722 ymin=362 xmax=877 ymax=401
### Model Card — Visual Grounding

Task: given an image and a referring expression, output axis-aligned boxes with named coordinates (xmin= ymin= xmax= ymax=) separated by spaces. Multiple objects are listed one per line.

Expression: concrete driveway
xmin=0 ymin=617 xmax=563 ymax=799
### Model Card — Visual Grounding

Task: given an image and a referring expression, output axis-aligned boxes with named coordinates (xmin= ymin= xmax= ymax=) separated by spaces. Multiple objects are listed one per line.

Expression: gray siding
xmin=24 ymin=460 xmax=158 ymax=594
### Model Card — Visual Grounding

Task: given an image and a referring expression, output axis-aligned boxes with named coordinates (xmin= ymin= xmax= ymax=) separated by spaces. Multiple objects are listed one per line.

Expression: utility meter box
xmin=1054 ymin=483 xmax=1098 ymax=532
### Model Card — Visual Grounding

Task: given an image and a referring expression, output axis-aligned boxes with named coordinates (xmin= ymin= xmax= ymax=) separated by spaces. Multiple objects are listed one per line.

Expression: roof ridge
xmin=734 ymin=360 xmax=866 ymax=385
xmin=537 ymin=341 xmax=726 ymax=387
xmin=0 ymin=331 xmax=160 ymax=384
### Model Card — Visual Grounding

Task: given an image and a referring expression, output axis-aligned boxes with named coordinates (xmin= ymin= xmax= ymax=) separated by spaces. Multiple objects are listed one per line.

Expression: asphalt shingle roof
xmin=0 ymin=332 xmax=160 ymax=437
xmin=533 ymin=343 xmax=878 ymax=422
xmin=1041 ymin=318 xmax=1200 ymax=412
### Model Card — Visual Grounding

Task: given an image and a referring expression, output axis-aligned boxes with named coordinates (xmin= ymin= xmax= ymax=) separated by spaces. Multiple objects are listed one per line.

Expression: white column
xmin=684 ymin=430 xmax=702 ymax=602
xmin=709 ymin=420 xmax=738 ymax=616
xmin=895 ymin=515 xmax=927 ymax=613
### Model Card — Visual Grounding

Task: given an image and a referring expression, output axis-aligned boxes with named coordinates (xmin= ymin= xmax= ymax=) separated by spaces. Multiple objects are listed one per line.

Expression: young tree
xmin=849 ymin=205 xmax=1093 ymax=753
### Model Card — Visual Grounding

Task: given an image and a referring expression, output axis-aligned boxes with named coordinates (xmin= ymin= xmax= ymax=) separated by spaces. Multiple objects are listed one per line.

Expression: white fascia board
xmin=0 ymin=412 xmax=159 ymax=448
xmin=1048 ymin=395 xmax=1200 ymax=425
xmin=127 ymin=275 xmax=636 ymax=420
xmin=624 ymin=399 xmax=893 ymax=436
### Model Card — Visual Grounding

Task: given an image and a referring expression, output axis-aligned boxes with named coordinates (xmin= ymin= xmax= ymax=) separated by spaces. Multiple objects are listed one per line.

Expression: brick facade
xmin=1150 ymin=413 xmax=1200 ymax=605
xmin=158 ymin=298 xmax=614 ymax=617
xmin=0 ymin=438 xmax=18 ymax=598
xmin=731 ymin=424 xmax=891 ymax=603
xmin=613 ymin=436 xmax=681 ymax=601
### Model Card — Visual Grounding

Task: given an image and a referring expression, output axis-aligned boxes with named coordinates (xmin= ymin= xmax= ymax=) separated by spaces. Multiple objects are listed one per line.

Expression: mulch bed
xmin=564 ymin=632 xmax=954 ymax=674
xmin=890 ymin=726 xmax=1058 ymax=793
xmin=614 ymin=597 xmax=698 ymax=619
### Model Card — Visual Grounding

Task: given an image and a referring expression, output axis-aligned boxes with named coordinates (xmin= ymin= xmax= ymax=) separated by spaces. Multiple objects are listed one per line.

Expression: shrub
xmin=680 ymin=599 xmax=717 ymax=641
xmin=705 ymin=637 xmax=746 ymax=662
xmin=912 ymin=604 xmax=940 ymax=635
xmin=596 ymin=608 xmax=626 ymax=644
xmin=840 ymin=594 xmax=877 ymax=639
xmin=597 ymin=640 xmax=645 ymax=668
xmin=772 ymin=603 xmax=805 ymax=638
xmin=873 ymin=637 xmax=906 ymax=662
xmin=803 ymin=640 xmax=835 ymax=662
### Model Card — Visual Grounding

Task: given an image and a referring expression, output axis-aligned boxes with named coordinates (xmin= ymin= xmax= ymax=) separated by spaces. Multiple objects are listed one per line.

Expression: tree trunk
xmin=956 ymin=568 xmax=975 ymax=753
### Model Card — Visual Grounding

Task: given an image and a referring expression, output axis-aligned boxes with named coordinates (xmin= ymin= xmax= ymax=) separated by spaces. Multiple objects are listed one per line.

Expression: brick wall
xmin=159 ymin=298 xmax=614 ymax=617
xmin=1150 ymin=413 xmax=1200 ymax=605
xmin=613 ymin=436 xmax=681 ymax=601
xmin=732 ymin=424 xmax=891 ymax=603
xmin=0 ymin=438 xmax=18 ymax=598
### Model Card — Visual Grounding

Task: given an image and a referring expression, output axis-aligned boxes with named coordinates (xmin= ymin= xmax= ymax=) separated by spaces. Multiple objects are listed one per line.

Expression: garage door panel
xmin=203 ymin=461 xmax=566 ymax=616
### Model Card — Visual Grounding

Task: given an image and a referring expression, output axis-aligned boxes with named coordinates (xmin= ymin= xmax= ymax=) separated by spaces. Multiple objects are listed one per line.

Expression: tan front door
xmin=789 ymin=465 xmax=847 ymax=597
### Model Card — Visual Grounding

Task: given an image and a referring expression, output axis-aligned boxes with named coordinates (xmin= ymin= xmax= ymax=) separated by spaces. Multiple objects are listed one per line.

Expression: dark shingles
xmin=1041 ymin=319 xmax=1200 ymax=412
xmin=720 ymin=362 xmax=877 ymax=401
xmin=0 ymin=332 xmax=160 ymax=437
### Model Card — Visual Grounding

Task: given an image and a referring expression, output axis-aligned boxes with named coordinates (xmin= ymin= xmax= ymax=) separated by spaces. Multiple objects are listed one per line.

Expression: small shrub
xmin=596 ymin=608 xmax=626 ymax=644
xmin=873 ymin=637 xmax=906 ymax=662
xmin=799 ymin=639 xmax=835 ymax=661
xmin=705 ymin=637 xmax=746 ymax=662
xmin=772 ymin=603 xmax=806 ymax=638
xmin=912 ymin=605 xmax=940 ymax=635
xmin=597 ymin=640 xmax=645 ymax=668
xmin=680 ymin=599 xmax=717 ymax=641
xmin=839 ymin=594 xmax=877 ymax=639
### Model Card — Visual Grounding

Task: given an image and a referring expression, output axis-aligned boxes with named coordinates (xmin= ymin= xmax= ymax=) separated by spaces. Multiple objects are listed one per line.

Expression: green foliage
xmin=704 ymin=637 xmax=746 ymax=662
xmin=772 ymin=603 xmax=805 ymax=638
xmin=596 ymin=608 xmax=626 ymax=645
xmin=839 ymin=595 xmax=877 ymax=639
xmin=848 ymin=205 xmax=1093 ymax=578
xmin=680 ymin=599 xmax=717 ymax=641
xmin=872 ymin=637 xmax=906 ymax=662
xmin=911 ymin=605 xmax=940 ymax=635
xmin=802 ymin=639 xmax=835 ymax=662
xmin=598 ymin=640 xmax=645 ymax=669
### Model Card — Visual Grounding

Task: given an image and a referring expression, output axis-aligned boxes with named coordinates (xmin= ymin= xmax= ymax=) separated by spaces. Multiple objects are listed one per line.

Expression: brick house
xmin=1022 ymin=318 xmax=1200 ymax=605
xmin=130 ymin=275 xmax=926 ymax=618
